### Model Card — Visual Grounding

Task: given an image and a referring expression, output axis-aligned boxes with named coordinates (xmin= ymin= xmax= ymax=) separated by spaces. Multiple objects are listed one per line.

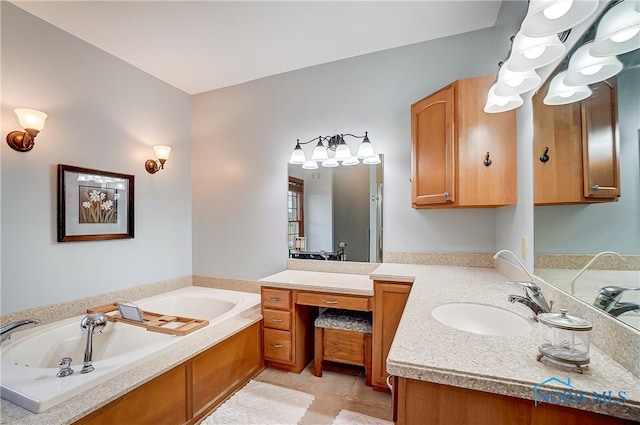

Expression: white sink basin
xmin=432 ymin=303 xmax=532 ymax=336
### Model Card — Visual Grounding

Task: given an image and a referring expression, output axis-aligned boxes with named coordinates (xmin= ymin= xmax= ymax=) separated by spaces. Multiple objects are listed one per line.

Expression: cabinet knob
xmin=592 ymin=185 xmax=599 ymax=191
xmin=443 ymin=192 xmax=450 ymax=198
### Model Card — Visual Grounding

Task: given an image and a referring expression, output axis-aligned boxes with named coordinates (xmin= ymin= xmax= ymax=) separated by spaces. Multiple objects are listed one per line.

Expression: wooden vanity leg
xmin=364 ymin=333 xmax=372 ymax=387
xmin=314 ymin=326 xmax=323 ymax=377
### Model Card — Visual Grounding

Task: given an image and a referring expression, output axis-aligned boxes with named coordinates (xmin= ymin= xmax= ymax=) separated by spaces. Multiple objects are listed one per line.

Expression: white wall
xmin=191 ymin=2 xmax=528 ymax=280
xmin=1 ymin=3 xmax=193 ymax=313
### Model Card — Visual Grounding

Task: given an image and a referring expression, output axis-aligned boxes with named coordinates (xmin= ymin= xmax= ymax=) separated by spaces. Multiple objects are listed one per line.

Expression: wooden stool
xmin=314 ymin=308 xmax=373 ymax=386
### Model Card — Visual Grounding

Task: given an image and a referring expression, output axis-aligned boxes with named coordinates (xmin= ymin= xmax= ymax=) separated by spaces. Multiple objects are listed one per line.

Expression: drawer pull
xmin=269 ymin=297 xmax=284 ymax=302
xmin=269 ymin=318 xmax=284 ymax=323
xmin=322 ymin=300 xmax=339 ymax=305
xmin=270 ymin=343 xmax=284 ymax=348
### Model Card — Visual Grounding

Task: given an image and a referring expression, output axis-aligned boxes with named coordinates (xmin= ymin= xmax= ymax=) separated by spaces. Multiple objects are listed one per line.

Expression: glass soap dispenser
xmin=536 ymin=309 xmax=592 ymax=373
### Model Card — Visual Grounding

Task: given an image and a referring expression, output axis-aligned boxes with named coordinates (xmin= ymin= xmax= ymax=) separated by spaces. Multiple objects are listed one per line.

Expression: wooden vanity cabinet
xmin=394 ymin=377 xmax=636 ymax=425
xmin=411 ymin=75 xmax=517 ymax=209
xmin=261 ymin=287 xmax=317 ymax=373
xmin=372 ymin=280 xmax=411 ymax=393
xmin=533 ymin=77 xmax=620 ymax=205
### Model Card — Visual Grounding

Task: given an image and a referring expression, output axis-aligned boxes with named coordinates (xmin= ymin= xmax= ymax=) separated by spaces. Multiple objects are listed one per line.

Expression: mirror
xmin=534 ymin=2 xmax=640 ymax=330
xmin=288 ymin=157 xmax=383 ymax=263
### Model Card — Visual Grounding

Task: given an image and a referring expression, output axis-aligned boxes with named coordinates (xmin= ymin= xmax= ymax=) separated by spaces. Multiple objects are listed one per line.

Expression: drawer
xmin=263 ymin=328 xmax=293 ymax=363
xmin=262 ymin=288 xmax=292 ymax=310
xmin=263 ymin=309 xmax=291 ymax=331
xmin=296 ymin=291 xmax=370 ymax=311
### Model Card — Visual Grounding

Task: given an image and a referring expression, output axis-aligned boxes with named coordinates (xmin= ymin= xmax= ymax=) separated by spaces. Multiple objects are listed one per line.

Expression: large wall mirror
xmin=533 ymin=1 xmax=640 ymax=330
xmin=288 ymin=157 xmax=383 ymax=263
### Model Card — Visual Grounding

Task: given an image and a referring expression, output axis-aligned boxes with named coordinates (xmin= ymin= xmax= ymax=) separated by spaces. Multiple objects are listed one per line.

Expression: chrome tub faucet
xmin=80 ymin=313 xmax=108 ymax=374
xmin=507 ymin=281 xmax=553 ymax=317
xmin=0 ymin=319 xmax=41 ymax=343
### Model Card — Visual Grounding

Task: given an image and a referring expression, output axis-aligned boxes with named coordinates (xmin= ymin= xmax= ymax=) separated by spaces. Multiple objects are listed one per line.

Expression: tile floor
xmin=253 ymin=364 xmax=393 ymax=424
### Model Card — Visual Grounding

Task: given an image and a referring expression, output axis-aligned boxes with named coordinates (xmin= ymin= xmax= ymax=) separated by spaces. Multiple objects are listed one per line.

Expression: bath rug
xmin=331 ymin=409 xmax=392 ymax=425
xmin=201 ymin=380 xmax=314 ymax=425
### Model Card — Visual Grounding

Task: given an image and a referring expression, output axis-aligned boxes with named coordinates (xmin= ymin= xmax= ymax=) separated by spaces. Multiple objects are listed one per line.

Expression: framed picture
xmin=57 ymin=164 xmax=134 ymax=242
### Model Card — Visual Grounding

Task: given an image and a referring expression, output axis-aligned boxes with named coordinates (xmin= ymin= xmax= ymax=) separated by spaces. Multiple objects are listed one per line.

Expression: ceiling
xmin=11 ymin=1 xmax=503 ymax=95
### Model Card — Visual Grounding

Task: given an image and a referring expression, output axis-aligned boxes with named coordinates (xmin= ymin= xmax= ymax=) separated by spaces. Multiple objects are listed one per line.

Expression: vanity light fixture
xmin=563 ymin=41 xmax=623 ymax=86
xmin=6 ymin=108 xmax=48 ymax=152
xmin=543 ymin=70 xmax=592 ymax=105
xmin=288 ymin=132 xmax=378 ymax=168
xmin=520 ymin=0 xmax=599 ymax=38
xmin=506 ymin=33 xmax=567 ymax=71
xmin=145 ymin=145 xmax=172 ymax=174
xmin=590 ymin=0 xmax=640 ymax=57
xmin=484 ymin=84 xmax=524 ymax=113
xmin=494 ymin=61 xmax=542 ymax=96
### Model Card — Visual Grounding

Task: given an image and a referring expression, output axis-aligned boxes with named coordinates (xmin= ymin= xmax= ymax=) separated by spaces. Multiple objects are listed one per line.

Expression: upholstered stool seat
xmin=314 ymin=309 xmax=372 ymax=386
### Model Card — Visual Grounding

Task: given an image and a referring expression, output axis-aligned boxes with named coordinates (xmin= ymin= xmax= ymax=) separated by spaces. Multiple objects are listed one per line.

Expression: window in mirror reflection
xmin=288 ymin=177 xmax=304 ymax=251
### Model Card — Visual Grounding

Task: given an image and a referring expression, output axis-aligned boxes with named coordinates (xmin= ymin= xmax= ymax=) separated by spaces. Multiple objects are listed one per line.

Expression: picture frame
xmin=57 ymin=164 xmax=135 ymax=242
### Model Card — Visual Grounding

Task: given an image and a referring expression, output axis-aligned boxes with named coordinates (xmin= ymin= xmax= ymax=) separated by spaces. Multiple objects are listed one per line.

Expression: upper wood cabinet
xmin=411 ymin=75 xmax=517 ymax=209
xmin=533 ymin=77 xmax=620 ymax=205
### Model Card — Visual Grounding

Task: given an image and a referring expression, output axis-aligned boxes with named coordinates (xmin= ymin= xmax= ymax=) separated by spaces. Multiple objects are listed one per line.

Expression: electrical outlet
xmin=521 ymin=236 xmax=528 ymax=260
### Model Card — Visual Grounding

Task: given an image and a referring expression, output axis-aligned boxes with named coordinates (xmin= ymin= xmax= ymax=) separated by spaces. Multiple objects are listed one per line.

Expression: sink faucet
xmin=507 ymin=281 xmax=553 ymax=317
xmin=570 ymin=251 xmax=625 ymax=295
xmin=80 ymin=313 xmax=108 ymax=374
xmin=594 ymin=286 xmax=640 ymax=317
xmin=493 ymin=249 xmax=536 ymax=282
xmin=0 ymin=319 xmax=41 ymax=343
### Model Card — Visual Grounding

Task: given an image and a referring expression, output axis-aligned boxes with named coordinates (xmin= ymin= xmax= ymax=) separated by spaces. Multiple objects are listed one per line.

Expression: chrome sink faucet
xmin=507 ymin=281 xmax=553 ymax=316
xmin=80 ymin=313 xmax=108 ymax=374
xmin=0 ymin=319 xmax=41 ymax=343
xmin=594 ymin=286 xmax=640 ymax=317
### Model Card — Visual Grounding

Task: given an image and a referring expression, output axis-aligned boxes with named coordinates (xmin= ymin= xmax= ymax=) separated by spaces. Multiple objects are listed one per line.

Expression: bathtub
xmin=1 ymin=286 xmax=260 ymax=414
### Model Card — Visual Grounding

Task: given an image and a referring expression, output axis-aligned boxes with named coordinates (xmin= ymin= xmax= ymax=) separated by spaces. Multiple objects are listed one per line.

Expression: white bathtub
xmin=1 ymin=286 xmax=260 ymax=413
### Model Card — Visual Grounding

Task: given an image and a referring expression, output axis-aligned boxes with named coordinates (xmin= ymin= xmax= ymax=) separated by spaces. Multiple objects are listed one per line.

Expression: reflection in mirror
xmin=534 ymin=1 xmax=640 ymax=331
xmin=288 ymin=156 xmax=383 ymax=263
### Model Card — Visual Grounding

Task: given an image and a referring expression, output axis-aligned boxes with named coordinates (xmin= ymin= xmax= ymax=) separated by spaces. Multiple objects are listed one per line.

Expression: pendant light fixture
xmin=506 ymin=33 xmax=567 ymax=71
xmin=543 ymin=71 xmax=592 ymax=105
xmin=590 ymin=0 xmax=640 ymax=57
xmin=520 ymin=0 xmax=599 ymax=37
xmin=563 ymin=41 xmax=623 ymax=86
xmin=484 ymin=83 xmax=524 ymax=113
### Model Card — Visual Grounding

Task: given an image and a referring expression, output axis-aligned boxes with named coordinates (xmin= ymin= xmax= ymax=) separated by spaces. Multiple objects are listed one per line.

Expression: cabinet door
xmin=411 ymin=85 xmax=455 ymax=206
xmin=582 ymin=78 xmax=620 ymax=199
xmin=533 ymin=91 xmax=585 ymax=205
xmin=372 ymin=281 xmax=411 ymax=392
xmin=456 ymin=75 xmax=517 ymax=207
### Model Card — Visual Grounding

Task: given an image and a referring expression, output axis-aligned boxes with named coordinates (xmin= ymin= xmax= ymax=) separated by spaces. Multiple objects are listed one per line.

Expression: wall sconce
xmin=288 ymin=132 xmax=379 ymax=169
xmin=145 ymin=145 xmax=171 ymax=174
xmin=6 ymin=108 xmax=48 ymax=152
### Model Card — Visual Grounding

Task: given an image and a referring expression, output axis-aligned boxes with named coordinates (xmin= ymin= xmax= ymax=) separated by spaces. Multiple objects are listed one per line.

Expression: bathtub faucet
xmin=1 ymin=319 xmax=41 ymax=343
xmin=80 ymin=313 xmax=108 ymax=374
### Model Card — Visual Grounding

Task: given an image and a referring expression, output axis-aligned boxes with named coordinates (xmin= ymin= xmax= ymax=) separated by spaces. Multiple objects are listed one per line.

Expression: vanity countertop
xmin=372 ymin=263 xmax=640 ymax=422
xmin=259 ymin=269 xmax=374 ymax=296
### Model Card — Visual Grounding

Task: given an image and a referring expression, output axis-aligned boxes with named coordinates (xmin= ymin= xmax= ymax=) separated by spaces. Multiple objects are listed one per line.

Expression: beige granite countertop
xmin=373 ymin=263 xmax=640 ymax=421
xmin=0 ymin=309 xmax=262 ymax=425
xmin=259 ymin=270 xmax=374 ymax=296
